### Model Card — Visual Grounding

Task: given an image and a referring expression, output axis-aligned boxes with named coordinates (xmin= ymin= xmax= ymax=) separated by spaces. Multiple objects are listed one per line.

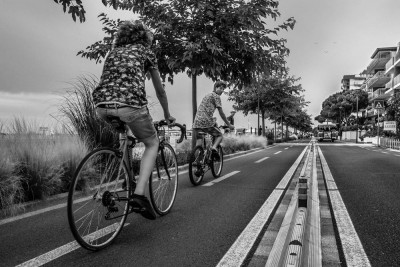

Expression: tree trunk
xmin=261 ymin=111 xmax=265 ymax=136
xmin=191 ymin=74 xmax=197 ymax=149
xmin=274 ymin=119 xmax=277 ymax=142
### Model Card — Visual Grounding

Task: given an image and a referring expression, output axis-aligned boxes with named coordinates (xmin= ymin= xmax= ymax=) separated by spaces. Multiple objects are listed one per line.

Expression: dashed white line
xmin=284 ymin=147 xmax=289 ymax=150
xmin=255 ymin=157 xmax=269 ymax=163
xmin=274 ymin=151 xmax=282 ymax=155
xmin=202 ymin=171 xmax=240 ymax=186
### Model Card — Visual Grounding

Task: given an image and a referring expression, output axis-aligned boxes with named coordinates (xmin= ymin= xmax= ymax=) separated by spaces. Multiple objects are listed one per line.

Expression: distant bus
xmin=317 ymin=123 xmax=338 ymax=142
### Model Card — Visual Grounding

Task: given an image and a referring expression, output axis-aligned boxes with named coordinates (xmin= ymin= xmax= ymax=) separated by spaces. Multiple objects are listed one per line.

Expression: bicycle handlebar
xmin=155 ymin=120 xmax=186 ymax=144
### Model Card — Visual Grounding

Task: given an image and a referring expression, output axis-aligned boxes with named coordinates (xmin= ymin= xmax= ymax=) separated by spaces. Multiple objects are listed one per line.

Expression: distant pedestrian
xmin=182 ymin=124 xmax=187 ymax=139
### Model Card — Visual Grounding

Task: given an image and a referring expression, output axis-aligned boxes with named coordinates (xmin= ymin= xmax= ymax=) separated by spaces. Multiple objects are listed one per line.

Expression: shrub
xmin=0 ymin=157 xmax=24 ymax=216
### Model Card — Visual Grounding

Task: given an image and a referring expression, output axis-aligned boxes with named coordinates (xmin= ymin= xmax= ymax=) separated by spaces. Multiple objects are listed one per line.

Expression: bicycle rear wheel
xmin=149 ymin=143 xmax=178 ymax=215
xmin=188 ymin=146 xmax=205 ymax=186
xmin=67 ymin=148 xmax=131 ymax=251
xmin=211 ymin=145 xmax=224 ymax=178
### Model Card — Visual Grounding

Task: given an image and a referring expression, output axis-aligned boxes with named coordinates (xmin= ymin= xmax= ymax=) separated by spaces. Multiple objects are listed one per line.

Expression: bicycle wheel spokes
xmin=68 ymin=148 xmax=130 ymax=251
xmin=150 ymin=143 xmax=178 ymax=215
xmin=189 ymin=146 xmax=205 ymax=186
xmin=211 ymin=146 xmax=224 ymax=178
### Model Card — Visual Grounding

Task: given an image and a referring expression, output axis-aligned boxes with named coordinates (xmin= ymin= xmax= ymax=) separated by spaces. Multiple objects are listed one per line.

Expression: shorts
xmin=193 ymin=126 xmax=222 ymax=139
xmin=96 ymin=106 xmax=157 ymax=141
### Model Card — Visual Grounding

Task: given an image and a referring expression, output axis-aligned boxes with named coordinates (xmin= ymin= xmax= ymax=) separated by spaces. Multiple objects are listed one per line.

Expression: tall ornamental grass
xmin=0 ymin=118 xmax=87 ymax=215
xmin=58 ymin=75 xmax=118 ymax=150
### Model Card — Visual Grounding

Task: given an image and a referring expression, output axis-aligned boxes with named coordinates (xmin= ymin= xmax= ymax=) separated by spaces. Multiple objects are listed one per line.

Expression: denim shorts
xmin=96 ymin=106 xmax=157 ymax=141
xmin=193 ymin=126 xmax=222 ymax=139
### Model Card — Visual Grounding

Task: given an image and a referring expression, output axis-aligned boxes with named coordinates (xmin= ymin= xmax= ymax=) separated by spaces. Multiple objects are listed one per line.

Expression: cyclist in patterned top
xmin=192 ymin=81 xmax=234 ymax=160
xmin=93 ymin=20 xmax=175 ymax=220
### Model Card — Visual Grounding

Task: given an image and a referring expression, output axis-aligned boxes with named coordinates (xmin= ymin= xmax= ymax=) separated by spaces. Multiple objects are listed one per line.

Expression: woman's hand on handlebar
xmin=165 ymin=115 xmax=176 ymax=126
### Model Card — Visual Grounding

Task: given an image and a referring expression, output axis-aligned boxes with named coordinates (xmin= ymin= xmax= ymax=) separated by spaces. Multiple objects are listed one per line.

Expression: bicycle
xmin=67 ymin=117 xmax=185 ymax=251
xmin=188 ymin=130 xmax=224 ymax=186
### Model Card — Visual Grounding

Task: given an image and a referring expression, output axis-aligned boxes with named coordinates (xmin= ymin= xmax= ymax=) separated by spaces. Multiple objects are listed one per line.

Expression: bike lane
xmin=0 ymin=145 xmax=305 ymax=267
xmin=320 ymin=145 xmax=400 ymax=267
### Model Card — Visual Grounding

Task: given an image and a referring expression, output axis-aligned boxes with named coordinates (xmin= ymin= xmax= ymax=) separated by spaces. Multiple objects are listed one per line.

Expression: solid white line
xmin=255 ymin=157 xmax=269 ymax=163
xmin=217 ymin=146 xmax=308 ymax=267
xmin=16 ymin=223 xmax=130 ymax=267
xmin=202 ymin=171 xmax=240 ymax=187
xmin=274 ymin=151 xmax=282 ymax=155
xmin=318 ymin=147 xmax=371 ymax=267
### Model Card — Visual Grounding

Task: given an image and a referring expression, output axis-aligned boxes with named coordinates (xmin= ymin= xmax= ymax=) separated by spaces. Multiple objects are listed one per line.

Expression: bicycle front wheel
xmin=149 ymin=143 xmax=178 ymax=215
xmin=188 ymin=146 xmax=205 ymax=186
xmin=211 ymin=145 xmax=224 ymax=178
xmin=67 ymin=148 xmax=131 ymax=251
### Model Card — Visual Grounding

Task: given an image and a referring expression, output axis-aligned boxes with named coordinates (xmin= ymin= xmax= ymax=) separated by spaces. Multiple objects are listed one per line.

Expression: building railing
xmin=367 ymin=71 xmax=390 ymax=88
xmin=394 ymin=74 xmax=400 ymax=86
xmin=372 ymin=88 xmax=386 ymax=99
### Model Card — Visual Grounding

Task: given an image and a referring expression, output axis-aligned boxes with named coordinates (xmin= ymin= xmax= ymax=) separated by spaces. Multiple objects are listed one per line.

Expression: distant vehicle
xmin=317 ymin=123 xmax=338 ymax=142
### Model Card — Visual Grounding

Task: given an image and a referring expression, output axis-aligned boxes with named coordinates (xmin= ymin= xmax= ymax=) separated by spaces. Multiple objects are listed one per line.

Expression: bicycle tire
xmin=211 ymin=145 xmax=224 ymax=178
xmin=149 ymin=143 xmax=178 ymax=215
xmin=67 ymin=148 xmax=131 ymax=251
xmin=188 ymin=146 xmax=205 ymax=186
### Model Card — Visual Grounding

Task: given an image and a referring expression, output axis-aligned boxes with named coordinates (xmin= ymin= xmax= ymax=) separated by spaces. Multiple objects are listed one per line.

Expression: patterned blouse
xmin=192 ymin=92 xmax=222 ymax=128
xmin=92 ymin=44 xmax=157 ymax=107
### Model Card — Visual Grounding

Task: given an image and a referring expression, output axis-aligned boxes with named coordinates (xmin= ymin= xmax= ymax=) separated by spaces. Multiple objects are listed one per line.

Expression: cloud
xmin=0 ymin=92 xmax=62 ymax=122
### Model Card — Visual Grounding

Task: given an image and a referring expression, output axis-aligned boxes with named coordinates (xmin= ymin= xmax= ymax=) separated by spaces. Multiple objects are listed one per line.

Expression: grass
xmin=0 ymin=118 xmax=87 ymax=215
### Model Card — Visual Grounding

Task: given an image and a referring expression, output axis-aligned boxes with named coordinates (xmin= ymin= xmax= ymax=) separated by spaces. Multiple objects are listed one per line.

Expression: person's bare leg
xmin=134 ymin=134 xmax=159 ymax=195
xmin=212 ymin=136 xmax=223 ymax=150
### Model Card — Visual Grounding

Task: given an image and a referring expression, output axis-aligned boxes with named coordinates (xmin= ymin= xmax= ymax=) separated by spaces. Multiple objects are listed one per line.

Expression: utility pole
xmin=356 ymin=96 xmax=359 ymax=143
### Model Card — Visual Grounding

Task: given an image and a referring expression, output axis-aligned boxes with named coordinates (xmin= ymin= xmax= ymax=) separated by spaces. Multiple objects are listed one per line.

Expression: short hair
xmin=114 ymin=20 xmax=154 ymax=48
xmin=214 ymin=81 xmax=227 ymax=90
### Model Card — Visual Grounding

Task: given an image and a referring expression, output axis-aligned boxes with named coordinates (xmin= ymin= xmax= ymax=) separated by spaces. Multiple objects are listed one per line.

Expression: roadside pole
xmin=377 ymin=108 xmax=380 ymax=147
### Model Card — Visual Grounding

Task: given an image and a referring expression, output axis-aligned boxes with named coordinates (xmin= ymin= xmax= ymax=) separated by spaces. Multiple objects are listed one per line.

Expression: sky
xmin=1 ymin=0 xmax=400 ymax=132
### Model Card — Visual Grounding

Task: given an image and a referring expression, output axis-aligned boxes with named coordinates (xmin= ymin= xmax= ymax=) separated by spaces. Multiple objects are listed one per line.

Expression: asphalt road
xmin=0 ymin=145 xmax=305 ymax=267
xmin=320 ymin=145 xmax=400 ymax=267
xmin=3 ymin=142 xmax=399 ymax=267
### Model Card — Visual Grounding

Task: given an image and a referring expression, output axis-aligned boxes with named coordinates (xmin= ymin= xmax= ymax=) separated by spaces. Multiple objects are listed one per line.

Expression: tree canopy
xmin=317 ymin=89 xmax=368 ymax=124
xmin=68 ymin=0 xmax=295 ymax=88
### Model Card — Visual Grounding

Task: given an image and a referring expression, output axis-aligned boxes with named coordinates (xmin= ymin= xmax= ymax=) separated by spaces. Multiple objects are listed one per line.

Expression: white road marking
xmin=202 ymin=171 xmax=240 ymax=186
xmin=274 ymin=151 xmax=282 ymax=155
xmin=284 ymin=147 xmax=289 ymax=150
xmin=255 ymin=157 xmax=269 ymax=163
xmin=217 ymin=146 xmax=308 ymax=266
xmin=16 ymin=223 xmax=130 ymax=267
xmin=318 ymin=147 xmax=371 ymax=267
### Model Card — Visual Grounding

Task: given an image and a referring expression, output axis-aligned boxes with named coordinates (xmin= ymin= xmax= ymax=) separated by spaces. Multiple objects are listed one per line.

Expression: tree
xmin=318 ymin=89 xmax=368 ymax=125
xmin=228 ymin=71 xmax=307 ymax=137
xmin=55 ymin=0 xmax=295 ymax=122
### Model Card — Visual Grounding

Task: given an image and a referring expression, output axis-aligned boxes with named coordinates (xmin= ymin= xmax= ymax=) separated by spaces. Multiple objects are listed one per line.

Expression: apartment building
xmin=341 ymin=74 xmax=366 ymax=91
xmin=363 ymin=46 xmax=397 ymax=117
xmin=383 ymin=42 xmax=400 ymax=99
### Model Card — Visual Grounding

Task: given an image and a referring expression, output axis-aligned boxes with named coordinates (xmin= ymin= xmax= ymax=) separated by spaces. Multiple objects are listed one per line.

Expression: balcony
xmin=384 ymin=74 xmax=400 ymax=96
xmin=366 ymin=71 xmax=391 ymax=89
xmin=372 ymin=88 xmax=387 ymax=100
xmin=385 ymin=50 xmax=400 ymax=73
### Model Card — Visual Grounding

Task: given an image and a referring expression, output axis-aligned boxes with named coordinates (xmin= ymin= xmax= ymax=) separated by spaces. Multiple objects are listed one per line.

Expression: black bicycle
xmin=67 ymin=118 xmax=185 ymax=251
xmin=188 ymin=130 xmax=224 ymax=186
